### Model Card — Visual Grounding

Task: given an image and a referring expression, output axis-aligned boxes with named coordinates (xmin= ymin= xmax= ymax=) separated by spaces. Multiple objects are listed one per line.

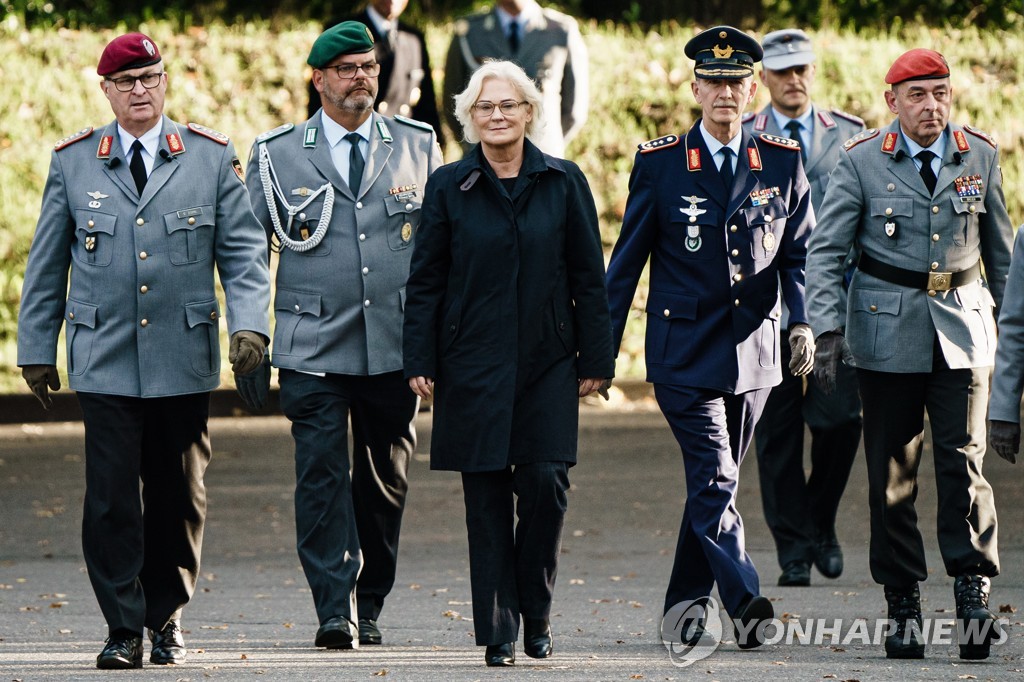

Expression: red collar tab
xmin=817 ymin=110 xmax=837 ymax=129
xmin=747 ymin=146 xmax=762 ymax=171
xmin=954 ymin=129 xmax=971 ymax=152
xmin=687 ymin=146 xmax=701 ymax=171
xmin=95 ymin=135 xmax=113 ymax=158
xmin=881 ymin=132 xmax=898 ymax=154
xmin=166 ymin=132 xmax=185 ymax=155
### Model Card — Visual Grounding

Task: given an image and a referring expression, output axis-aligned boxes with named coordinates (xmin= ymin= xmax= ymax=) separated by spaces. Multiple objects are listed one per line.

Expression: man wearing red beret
xmin=806 ymin=48 xmax=1011 ymax=660
xmin=17 ymin=32 xmax=271 ymax=668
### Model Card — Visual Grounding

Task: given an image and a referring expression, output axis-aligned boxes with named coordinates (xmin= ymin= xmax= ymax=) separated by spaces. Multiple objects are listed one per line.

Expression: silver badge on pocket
xmin=885 ymin=221 xmax=897 ymax=238
xmin=685 ymin=224 xmax=702 ymax=252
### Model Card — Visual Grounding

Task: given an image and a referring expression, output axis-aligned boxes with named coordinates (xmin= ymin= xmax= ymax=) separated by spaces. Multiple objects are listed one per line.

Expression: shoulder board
xmin=256 ymin=123 xmax=294 ymax=144
xmin=638 ymin=134 xmax=680 ymax=153
xmin=54 ymin=127 xmax=94 ymax=151
xmin=760 ymin=133 xmax=800 ymax=150
xmin=741 ymin=112 xmax=756 ymax=124
xmin=831 ymin=108 xmax=865 ymax=126
xmin=187 ymin=122 xmax=229 ymax=145
xmin=842 ymin=128 xmax=879 ymax=151
xmin=393 ymin=115 xmax=434 ymax=132
xmin=963 ymin=124 xmax=996 ymax=148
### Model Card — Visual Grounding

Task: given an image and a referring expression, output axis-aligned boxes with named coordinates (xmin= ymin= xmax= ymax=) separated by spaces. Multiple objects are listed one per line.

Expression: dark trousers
xmin=278 ymin=370 xmax=417 ymax=624
xmin=461 ymin=462 xmax=570 ymax=646
xmin=754 ymin=342 xmax=862 ymax=567
xmin=77 ymin=391 xmax=211 ymax=636
xmin=857 ymin=359 xmax=999 ymax=588
xmin=654 ymin=384 xmax=769 ymax=617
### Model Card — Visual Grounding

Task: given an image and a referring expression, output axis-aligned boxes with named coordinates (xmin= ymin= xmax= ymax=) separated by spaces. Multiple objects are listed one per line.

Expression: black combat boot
xmin=883 ymin=584 xmax=924 ymax=659
xmin=954 ymin=575 xmax=1000 ymax=660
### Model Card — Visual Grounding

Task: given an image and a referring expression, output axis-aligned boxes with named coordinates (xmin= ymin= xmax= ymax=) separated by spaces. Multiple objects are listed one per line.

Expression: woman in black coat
xmin=403 ymin=60 xmax=615 ymax=667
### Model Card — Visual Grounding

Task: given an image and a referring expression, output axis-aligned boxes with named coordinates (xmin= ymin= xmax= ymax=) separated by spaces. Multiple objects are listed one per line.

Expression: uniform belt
xmin=857 ymin=253 xmax=981 ymax=292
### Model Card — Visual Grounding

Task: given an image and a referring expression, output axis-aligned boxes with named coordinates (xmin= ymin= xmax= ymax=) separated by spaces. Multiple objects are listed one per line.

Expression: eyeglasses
xmin=105 ymin=72 xmax=164 ymax=92
xmin=471 ymin=100 xmax=528 ymax=117
xmin=324 ymin=62 xmax=381 ymax=79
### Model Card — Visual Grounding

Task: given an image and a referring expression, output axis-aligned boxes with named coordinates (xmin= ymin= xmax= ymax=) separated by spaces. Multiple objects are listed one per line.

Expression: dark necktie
xmin=720 ymin=147 xmax=735 ymax=191
xmin=129 ymin=140 xmax=147 ymax=194
xmin=508 ymin=20 xmax=520 ymax=52
xmin=916 ymin=150 xmax=937 ymax=194
xmin=345 ymin=132 xmax=364 ymax=193
xmin=785 ymin=120 xmax=807 ymax=165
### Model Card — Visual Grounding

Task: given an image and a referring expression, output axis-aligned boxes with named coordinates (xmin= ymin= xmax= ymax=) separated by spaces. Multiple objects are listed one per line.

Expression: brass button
xmin=731 ymin=249 xmax=739 ymax=257
xmin=931 ymin=262 xmax=939 ymax=270
xmin=932 ymin=234 xmax=940 ymax=242
xmin=140 ymin=285 xmax=148 ymax=293
xmin=87 ymin=219 xmax=95 ymax=227
xmin=764 ymin=214 xmax=773 ymax=222
xmin=885 ymin=207 xmax=893 ymax=216
xmin=969 ymin=205 xmax=976 ymax=213
xmin=733 ymin=274 xmax=743 ymax=282
xmin=209 ymin=311 xmax=217 ymax=320
xmin=932 ymin=206 xmax=939 ymax=214
xmin=405 ymin=202 xmax=414 ymax=211
xmin=928 ymin=290 xmax=937 ymax=297
xmin=68 ymin=312 xmax=75 ymax=320
xmin=729 ymin=225 xmax=738 ymax=233
xmin=689 ymin=216 xmax=697 ymax=223
xmin=140 ymin=319 xmax=149 ymax=327
xmin=663 ymin=309 xmax=670 ymax=318
xmin=139 ymin=251 xmax=148 ymax=259
xmin=188 ymin=217 xmax=196 ymax=225
xmin=136 ymin=218 xmax=144 ymax=226
xmin=887 ymin=183 xmax=896 ymax=191
xmin=869 ymin=305 xmax=878 ymax=312
xmin=733 ymin=299 xmax=740 ymax=307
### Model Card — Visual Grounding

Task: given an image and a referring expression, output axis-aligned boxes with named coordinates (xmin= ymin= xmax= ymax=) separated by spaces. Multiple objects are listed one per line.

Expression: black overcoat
xmin=403 ymin=140 xmax=615 ymax=471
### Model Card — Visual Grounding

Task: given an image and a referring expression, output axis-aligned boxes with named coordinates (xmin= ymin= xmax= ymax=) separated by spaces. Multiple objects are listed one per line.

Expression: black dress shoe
xmin=485 ymin=642 xmax=515 ymax=666
xmin=778 ymin=560 xmax=811 ymax=587
xmin=814 ymin=531 xmax=844 ymax=579
xmin=359 ymin=618 xmax=382 ymax=646
xmin=523 ymin=618 xmax=552 ymax=658
xmin=315 ymin=616 xmax=356 ymax=649
xmin=149 ymin=619 xmax=187 ymax=664
xmin=96 ymin=632 xmax=143 ymax=669
xmin=733 ymin=595 xmax=774 ymax=649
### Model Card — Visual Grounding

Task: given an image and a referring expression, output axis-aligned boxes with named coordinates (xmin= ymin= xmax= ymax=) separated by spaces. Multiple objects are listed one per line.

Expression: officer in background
xmin=307 ymin=0 xmax=444 ymax=145
xmin=743 ymin=29 xmax=864 ymax=588
xmin=807 ymin=49 xmax=1011 ymax=660
xmin=246 ymin=22 xmax=441 ymax=650
xmin=443 ymin=0 xmax=587 ymax=157
xmin=605 ymin=26 xmax=815 ymax=650
xmin=17 ymin=33 xmax=270 ymax=669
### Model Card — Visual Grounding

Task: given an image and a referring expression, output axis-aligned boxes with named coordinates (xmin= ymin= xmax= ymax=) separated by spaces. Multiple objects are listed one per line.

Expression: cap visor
xmin=762 ymin=53 xmax=814 ymax=71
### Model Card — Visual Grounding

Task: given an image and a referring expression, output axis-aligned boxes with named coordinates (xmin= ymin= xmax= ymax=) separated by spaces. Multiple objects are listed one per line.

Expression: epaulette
xmin=842 ymin=128 xmax=879 ymax=151
xmin=741 ymin=112 xmax=756 ymax=124
xmin=255 ymin=123 xmax=294 ymax=144
xmin=963 ymin=125 xmax=997 ymax=148
xmin=831 ymin=109 xmax=865 ymax=127
xmin=187 ymin=122 xmax=229 ymax=145
xmin=54 ymin=127 xmax=94 ymax=151
xmin=638 ymin=134 xmax=680 ymax=153
xmin=394 ymin=115 xmax=434 ymax=132
xmin=760 ymin=133 xmax=800 ymax=151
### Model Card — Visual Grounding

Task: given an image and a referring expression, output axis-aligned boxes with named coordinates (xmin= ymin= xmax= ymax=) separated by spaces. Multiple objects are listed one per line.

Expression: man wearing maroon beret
xmin=17 ymin=32 xmax=270 ymax=669
xmin=806 ymin=48 xmax=1011 ymax=660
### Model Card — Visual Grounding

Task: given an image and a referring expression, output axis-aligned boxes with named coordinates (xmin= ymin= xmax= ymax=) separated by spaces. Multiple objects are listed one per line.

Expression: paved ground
xmin=1 ymin=400 xmax=1022 ymax=680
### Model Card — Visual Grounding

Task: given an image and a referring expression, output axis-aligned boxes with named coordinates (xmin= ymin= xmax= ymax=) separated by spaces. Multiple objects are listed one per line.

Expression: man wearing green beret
xmin=245 ymin=20 xmax=442 ymax=650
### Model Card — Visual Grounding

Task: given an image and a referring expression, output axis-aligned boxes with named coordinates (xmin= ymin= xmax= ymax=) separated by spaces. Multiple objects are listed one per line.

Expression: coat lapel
xmin=885 ymin=122 xmax=931 ymax=199
xmin=805 ymin=108 xmax=836 ymax=177
xmin=306 ymin=113 xmax=351 ymax=199
xmin=100 ymin=123 xmax=139 ymax=203
xmin=935 ymin=125 xmax=966 ymax=195
xmin=359 ymin=114 xmax=393 ymax=200
xmin=685 ymin=126 xmax=727 ymax=211
xmin=728 ymin=130 xmax=759 ymax=216
xmin=137 ymin=118 xmax=180 ymax=214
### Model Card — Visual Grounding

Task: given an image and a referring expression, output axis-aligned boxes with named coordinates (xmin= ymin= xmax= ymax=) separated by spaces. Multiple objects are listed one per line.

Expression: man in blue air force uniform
xmin=605 ymin=25 xmax=814 ymax=650
xmin=244 ymin=22 xmax=442 ymax=651
xmin=17 ymin=33 xmax=270 ymax=669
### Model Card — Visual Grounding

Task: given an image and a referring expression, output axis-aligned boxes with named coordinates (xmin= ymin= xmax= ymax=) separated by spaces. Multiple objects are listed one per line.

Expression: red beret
xmin=97 ymin=33 xmax=162 ymax=77
xmin=885 ymin=48 xmax=949 ymax=85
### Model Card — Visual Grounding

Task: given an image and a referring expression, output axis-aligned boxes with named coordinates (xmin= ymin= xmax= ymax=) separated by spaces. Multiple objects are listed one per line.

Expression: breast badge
xmin=762 ymin=232 xmax=776 ymax=252
xmin=86 ymin=190 xmax=109 ymax=209
xmin=679 ymin=195 xmax=707 ymax=223
xmin=685 ymin=225 xmax=702 ymax=252
xmin=955 ymin=175 xmax=984 ymax=202
xmin=402 ymin=222 xmax=413 ymax=242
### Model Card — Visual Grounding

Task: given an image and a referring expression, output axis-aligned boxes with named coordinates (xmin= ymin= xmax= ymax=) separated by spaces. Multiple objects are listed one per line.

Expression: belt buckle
xmin=927 ymin=271 xmax=953 ymax=291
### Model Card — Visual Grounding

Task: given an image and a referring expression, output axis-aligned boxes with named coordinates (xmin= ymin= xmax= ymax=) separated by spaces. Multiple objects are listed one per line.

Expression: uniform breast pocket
xmin=384 ymin=194 xmax=422 ymax=251
xmin=869 ymin=196 xmax=914 ymax=249
xmin=184 ymin=299 xmax=221 ymax=376
xmin=73 ymin=210 xmax=116 ymax=267
xmin=668 ymin=206 xmax=721 ymax=261
xmin=65 ymin=299 xmax=98 ymax=375
xmin=274 ymin=288 xmax=322 ymax=357
xmin=741 ymin=198 xmax=787 ymax=261
xmin=848 ymin=288 xmax=901 ymax=361
xmin=164 ymin=205 xmax=214 ymax=265
xmin=950 ymin=196 xmax=987 ymax=246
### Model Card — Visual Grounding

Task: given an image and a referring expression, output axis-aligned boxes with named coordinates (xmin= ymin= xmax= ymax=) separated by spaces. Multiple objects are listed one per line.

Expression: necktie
xmin=129 ymin=140 xmax=147 ymax=194
xmin=916 ymin=150 xmax=937 ymax=194
xmin=345 ymin=132 xmax=365 ymax=193
xmin=719 ymin=147 xmax=735 ymax=191
xmin=508 ymin=20 xmax=520 ymax=52
xmin=785 ymin=120 xmax=807 ymax=165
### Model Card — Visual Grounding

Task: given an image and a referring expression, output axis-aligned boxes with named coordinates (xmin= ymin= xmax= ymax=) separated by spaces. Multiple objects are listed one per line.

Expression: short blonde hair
xmin=452 ymin=60 xmax=545 ymax=145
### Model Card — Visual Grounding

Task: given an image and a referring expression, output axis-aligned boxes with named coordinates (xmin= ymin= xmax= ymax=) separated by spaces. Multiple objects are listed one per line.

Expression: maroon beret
xmin=97 ymin=33 xmax=162 ymax=77
xmin=885 ymin=48 xmax=949 ymax=85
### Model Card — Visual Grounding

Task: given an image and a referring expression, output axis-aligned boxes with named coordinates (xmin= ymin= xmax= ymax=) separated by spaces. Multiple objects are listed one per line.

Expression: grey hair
xmin=452 ymin=59 xmax=545 ymax=144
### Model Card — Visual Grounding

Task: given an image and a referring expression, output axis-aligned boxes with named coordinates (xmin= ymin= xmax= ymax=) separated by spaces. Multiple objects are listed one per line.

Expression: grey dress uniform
xmin=443 ymin=3 xmax=588 ymax=157
xmin=246 ymin=111 xmax=441 ymax=629
xmin=17 ymin=117 xmax=271 ymax=635
xmin=806 ymin=119 xmax=1012 ymax=587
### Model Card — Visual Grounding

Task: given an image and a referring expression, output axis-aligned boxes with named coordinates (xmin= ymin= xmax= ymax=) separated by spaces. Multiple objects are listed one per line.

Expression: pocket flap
xmin=740 ymin=197 xmax=787 ymax=225
xmin=66 ymin=299 xmax=97 ymax=328
xmin=384 ymin=194 xmax=423 ymax=217
xmin=275 ymin=289 xmax=323 ymax=317
xmin=185 ymin=300 xmax=220 ymax=328
xmin=164 ymin=206 xmax=214 ymax=234
xmin=870 ymin=196 xmax=914 ymax=218
xmin=74 ymin=210 xmax=116 ymax=235
xmin=851 ymin=288 xmax=901 ymax=315
xmin=646 ymin=290 xmax=698 ymax=321
xmin=950 ymin=196 xmax=987 ymax=216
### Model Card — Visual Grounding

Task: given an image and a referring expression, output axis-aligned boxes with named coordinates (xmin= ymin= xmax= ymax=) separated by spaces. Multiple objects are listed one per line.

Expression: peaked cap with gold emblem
xmin=684 ymin=25 xmax=763 ymax=80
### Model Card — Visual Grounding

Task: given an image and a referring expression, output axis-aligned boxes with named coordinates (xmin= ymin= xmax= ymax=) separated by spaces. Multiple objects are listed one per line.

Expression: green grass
xmin=3 ymin=18 xmax=1024 ymax=391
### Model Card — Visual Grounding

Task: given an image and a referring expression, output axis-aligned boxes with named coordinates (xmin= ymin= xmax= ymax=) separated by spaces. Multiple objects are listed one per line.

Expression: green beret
xmin=307 ymin=21 xmax=375 ymax=68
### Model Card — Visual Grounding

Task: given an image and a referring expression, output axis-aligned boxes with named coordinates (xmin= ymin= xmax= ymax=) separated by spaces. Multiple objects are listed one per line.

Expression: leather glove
xmin=598 ymin=378 xmax=612 ymax=401
xmin=812 ymin=331 xmax=855 ymax=394
xmin=989 ymin=420 xmax=1020 ymax=464
xmin=787 ymin=323 xmax=815 ymax=377
xmin=22 ymin=365 xmax=60 ymax=410
xmin=229 ymin=330 xmax=266 ymax=375
xmin=235 ymin=355 xmax=271 ymax=411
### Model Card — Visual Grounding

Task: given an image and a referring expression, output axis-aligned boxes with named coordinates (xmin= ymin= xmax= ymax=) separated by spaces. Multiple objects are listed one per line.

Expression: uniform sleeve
xmin=214 ymin=140 xmax=271 ymax=338
xmin=560 ymin=17 xmax=589 ymax=146
xmin=778 ymin=158 xmax=813 ymax=327
xmin=17 ymin=150 xmax=74 ymax=367
xmin=978 ymin=146 xmax=1013 ymax=309
xmin=990 ymin=228 xmax=1024 ymax=422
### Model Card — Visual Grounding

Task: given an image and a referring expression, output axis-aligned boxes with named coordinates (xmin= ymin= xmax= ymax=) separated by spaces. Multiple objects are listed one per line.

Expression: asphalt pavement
xmin=1 ymin=398 xmax=1022 ymax=681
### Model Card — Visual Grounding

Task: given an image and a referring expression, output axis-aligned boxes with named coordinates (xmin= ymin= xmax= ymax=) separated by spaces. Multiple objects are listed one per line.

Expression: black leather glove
xmin=229 ymin=330 xmax=266 ymax=375
xmin=989 ymin=420 xmax=1020 ymax=464
xmin=788 ymin=323 xmax=815 ymax=377
xmin=235 ymin=356 xmax=271 ymax=411
xmin=22 ymin=365 xmax=60 ymax=410
xmin=812 ymin=331 xmax=855 ymax=394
